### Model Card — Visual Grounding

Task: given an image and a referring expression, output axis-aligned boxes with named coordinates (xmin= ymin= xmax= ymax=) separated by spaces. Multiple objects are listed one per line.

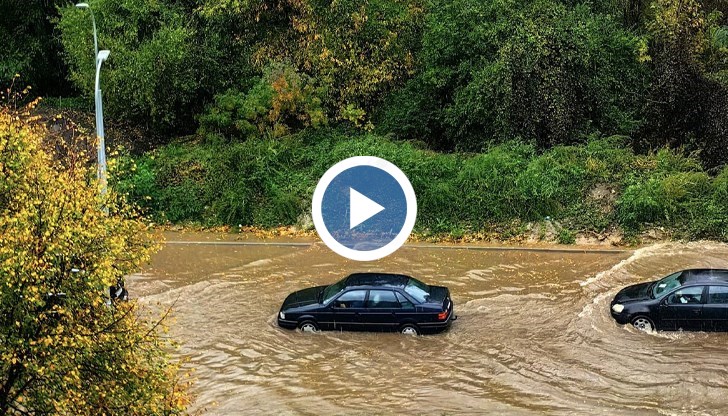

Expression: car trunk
xmin=428 ymin=285 xmax=451 ymax=309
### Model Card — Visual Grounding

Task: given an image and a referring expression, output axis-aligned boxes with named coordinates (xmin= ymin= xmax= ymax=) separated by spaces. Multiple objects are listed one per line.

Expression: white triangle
xmin=350 ymin=188 xmax=385 ymax=229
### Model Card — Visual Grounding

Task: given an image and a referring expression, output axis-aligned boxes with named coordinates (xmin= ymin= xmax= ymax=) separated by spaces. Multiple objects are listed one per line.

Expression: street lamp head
xmin=75 ymin=3 xmax=89 ymax=8
xmin=97 ymin=50 xmax=110 ymax=62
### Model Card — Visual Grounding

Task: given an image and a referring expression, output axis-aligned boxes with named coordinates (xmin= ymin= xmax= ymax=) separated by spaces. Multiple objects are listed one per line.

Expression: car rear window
xmin=404 ymin=278 xmax=430 ymax=303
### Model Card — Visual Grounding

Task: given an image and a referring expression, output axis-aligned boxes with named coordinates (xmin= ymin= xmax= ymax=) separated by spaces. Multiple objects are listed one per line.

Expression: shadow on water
xmin=130 ymin=235 xmax=728 ymax=415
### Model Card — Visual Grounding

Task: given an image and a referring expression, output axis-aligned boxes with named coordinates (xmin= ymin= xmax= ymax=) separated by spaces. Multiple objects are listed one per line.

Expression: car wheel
xmin=400 ymin=324 xmax=419 ymax=336
xmin=298 ymin=320 xmax=319 ymax=333
xmin=631 ymin=316 xmax=655 ymax=332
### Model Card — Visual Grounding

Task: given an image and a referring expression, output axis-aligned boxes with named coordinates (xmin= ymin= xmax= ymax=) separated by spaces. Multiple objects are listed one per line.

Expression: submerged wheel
xmin=631 ymin=316 xmax=655 ymax=332
xmin=298 ymin=320 xmax=319 ymax=333
xmin=400 ymin=324 xmax=420 ymax=336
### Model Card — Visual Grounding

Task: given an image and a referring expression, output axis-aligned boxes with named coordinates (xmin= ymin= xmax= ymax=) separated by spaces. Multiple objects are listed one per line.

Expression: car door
xmin=363 ymin=290 xmax=400 ymax=331
xmin=332 ymin=290 xmax=367 ymax=331
xmin=704 ymin=286 xmax=728 ymax=331
xmin=394 ymin=291 xmax=418 ymax=324
xmin=659 ymin=286 xmax=705 ymax=331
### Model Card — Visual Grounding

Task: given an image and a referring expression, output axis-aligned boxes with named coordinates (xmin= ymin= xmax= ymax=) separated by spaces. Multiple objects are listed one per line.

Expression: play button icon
xmin=349 ymin=188 xmax=385 ymax=229
xmin=312 ymin=156 xmax=417 ymax=261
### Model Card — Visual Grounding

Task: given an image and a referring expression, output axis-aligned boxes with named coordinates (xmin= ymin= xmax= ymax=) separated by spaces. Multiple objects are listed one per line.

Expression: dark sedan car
xmin=277 ymin=273 xmax=456 ymax=335
xmin=610 ymin=269 xmax=728 ymax=332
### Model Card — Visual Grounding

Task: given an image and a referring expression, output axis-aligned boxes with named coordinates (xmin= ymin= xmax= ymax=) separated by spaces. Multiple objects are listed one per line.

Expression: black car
xmin=277 ymin=273 xmax=456 ymax=335
xmin=610 ymin=269 xmax=728 ymax=332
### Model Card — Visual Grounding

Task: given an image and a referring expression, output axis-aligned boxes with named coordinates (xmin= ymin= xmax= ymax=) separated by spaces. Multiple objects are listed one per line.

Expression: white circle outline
xmin=311 ymin=156 xmax=417 ymax=261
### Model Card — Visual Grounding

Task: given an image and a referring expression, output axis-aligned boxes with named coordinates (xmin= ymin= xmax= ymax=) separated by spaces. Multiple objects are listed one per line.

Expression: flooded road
xmin=130 ymin=234 xmax=728 ymax=415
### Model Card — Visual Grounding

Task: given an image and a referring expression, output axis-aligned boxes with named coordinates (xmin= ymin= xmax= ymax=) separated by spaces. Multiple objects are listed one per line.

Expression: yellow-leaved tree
xmin=0 ymin=101 xmax=189 ymax=414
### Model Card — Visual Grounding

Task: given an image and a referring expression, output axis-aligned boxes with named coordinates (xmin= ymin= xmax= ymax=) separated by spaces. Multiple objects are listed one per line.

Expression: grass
xmin=112 ymin=129 xmax=728 ymax=243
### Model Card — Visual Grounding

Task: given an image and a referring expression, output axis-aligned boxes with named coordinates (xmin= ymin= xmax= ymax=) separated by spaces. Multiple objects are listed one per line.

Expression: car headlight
xmin=279 ymin=311 xmax=286 ymax=320
xmin=611 ymin=303 xmax=624 ymax=313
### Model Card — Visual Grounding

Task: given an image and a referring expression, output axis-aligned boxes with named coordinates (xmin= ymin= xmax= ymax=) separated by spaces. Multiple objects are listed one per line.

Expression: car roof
xmin=344 ymin=273 xmax=411 ymax=288
xmin=681 ymin=269 xmax=728 ymax=284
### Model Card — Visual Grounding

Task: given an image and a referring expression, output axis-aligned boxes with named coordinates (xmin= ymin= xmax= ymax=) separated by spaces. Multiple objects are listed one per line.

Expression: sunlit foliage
xmin=0 ymin=102 xmax=189 ymax=414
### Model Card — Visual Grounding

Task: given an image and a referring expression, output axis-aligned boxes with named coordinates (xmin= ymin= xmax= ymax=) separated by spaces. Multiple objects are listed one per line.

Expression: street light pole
xmin=76 ymin=3 xmax=109 ymax=200
xmin=94 ymin=50 xmax=110 ymax=198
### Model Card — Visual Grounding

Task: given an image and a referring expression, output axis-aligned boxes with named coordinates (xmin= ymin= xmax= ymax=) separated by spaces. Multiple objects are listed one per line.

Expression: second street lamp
xmin=95 ymin=50 xmax=110 ymax=198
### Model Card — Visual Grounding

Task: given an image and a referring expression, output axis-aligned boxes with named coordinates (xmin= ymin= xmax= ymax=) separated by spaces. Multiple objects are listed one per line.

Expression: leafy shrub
xmin=557 ymin=228 xmax=576 ymax=245
xmin=456 ymin=143 xmax=533 ymax=224
xmin=119 ymin=131 xmax=728 ymax=241
xmin=199 ymin=62 xmax=327 ymax=140
xmin=617 ymin=170 xmax=713 ymax=233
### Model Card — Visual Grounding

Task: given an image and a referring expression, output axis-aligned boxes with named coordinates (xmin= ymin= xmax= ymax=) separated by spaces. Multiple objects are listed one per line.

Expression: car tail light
xmin=438 ymin=311 xmax=449 ymax=320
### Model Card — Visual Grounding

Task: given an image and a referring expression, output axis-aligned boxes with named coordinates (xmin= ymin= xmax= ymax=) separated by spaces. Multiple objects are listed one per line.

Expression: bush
xmin=199 ymin=62 xmax=327 ymax=140
xmin=118 ymin=131 xmax=728 ymax=242
xmin=616 ymin=163 xmax=724 ymax=238
xmin=456 ymin=143 xmax=533 ymax=224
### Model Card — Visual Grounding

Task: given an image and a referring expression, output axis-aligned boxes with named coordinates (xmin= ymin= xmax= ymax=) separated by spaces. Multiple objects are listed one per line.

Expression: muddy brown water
xmin=130 ymin=234 xmax=728 ymax=415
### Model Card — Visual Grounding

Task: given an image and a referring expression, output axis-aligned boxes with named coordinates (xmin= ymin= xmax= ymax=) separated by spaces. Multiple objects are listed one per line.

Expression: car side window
xmin=666 ymin=286 xmax=704 ymax=305
xmin=333 ymin=290 xmax=367 ymax=308
xmin=395 ymin=291 xmax=415 ymax=309
xmin=367 ymin=290 xmax=399 ymax=308
xmin=708 ymin=286 xmax=728 ymax=304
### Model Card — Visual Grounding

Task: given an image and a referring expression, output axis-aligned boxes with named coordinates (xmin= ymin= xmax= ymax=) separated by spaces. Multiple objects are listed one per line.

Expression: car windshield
xmin=404 ymin=277 xmax=430 ymax=303
xmin=322 ymin=278 xmax=347 ymax=304
xmin=652 ymin=271 xmax=685 ymax=298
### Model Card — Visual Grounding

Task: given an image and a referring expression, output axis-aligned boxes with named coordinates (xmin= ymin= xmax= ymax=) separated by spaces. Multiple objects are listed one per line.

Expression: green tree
xmin=380 ymin=0 xmax=648 ymax=151
xmin=199 ymin=62 xmax=327 ymax=140
xmin=639 ymin=0 xmax=728 ymax=168
xmin=200 ymin=0 xmax=425 ymax=126
xmin=58 ymin=0 xmax=206 ymax=136
xmin=0 ymin=0 xmax=72 ymax=95
xmin=0 ymin=103 xmax=189 ymax=414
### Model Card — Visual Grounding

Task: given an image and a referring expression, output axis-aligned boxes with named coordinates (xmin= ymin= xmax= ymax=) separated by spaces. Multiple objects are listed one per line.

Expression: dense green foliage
xmin=117 ymin=130 xmax=728 ymax=241
xmin=58 ymin=0 xmax=209 ymax=135
xmin=11 ymin=0 xmax=720 ymax=166
xmin=379 ymin=0 xmax=648 ymax=150
xmin=198 ymin=0 xmax=424 ymax=126
xmin=0 ymin=1 xmax=71 ymax=96
xmin=4 ymin=0 xmax=728 ymax=241
xmin=198 ymin=62 xmax=328 ymax=140
xmin=637 ymin=0 xmax=728 ymax=168
xmin=56 ymin=0 xmax=423 ymax=136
